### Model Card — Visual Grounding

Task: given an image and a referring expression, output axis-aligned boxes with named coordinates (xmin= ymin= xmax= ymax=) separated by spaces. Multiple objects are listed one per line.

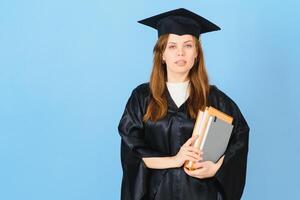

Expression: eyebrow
xmin=167 ymin=40 xmax=194 ymax=44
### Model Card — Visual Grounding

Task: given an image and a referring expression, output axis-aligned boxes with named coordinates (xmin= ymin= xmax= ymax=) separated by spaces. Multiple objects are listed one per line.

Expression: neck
xmin=167 ymin=72 xmax=189 ymax=83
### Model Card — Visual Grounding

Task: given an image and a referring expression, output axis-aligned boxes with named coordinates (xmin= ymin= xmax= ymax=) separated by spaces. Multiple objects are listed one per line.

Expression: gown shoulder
xmin=131 ymin=82 xmax=150 ymax=97
xmin=209 ymin=84 xmax=249 ymax=129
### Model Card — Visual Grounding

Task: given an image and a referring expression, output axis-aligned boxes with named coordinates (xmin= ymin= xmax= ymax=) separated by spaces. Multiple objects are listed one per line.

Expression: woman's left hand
xmin=183 ymin=155 xmax=224 ymax=179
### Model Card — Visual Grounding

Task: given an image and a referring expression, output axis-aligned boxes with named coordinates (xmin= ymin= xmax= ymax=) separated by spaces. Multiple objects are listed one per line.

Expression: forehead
xmin=167 ymin=34 xmax=195 ymax=43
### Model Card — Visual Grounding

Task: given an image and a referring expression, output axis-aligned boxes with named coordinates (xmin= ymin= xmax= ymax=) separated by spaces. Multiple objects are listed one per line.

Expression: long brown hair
xmin=143 ymin=34 xmax=210 ymax=122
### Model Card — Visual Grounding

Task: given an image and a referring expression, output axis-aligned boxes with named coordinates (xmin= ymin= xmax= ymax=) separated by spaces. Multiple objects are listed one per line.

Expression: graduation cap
xmin=138 ymin=8 xmax=220 ymax=38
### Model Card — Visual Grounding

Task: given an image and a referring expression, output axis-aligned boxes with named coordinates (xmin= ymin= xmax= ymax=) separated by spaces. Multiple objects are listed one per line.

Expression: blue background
xmin=1 ymin=0 xmax=299 ymax=199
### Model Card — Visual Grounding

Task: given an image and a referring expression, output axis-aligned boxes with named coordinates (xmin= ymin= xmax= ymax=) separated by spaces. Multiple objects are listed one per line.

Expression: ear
xmin=162 ymin=52 xmax=166 ymax=61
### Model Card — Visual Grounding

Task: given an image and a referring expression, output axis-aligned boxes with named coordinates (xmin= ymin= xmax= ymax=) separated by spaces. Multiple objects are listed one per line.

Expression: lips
xmin=175 ymin=60 xmax=187 ymax=66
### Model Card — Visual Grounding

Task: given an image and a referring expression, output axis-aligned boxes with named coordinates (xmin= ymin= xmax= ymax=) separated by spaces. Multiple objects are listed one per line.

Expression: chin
xmin=172 ymin=67 xmax=191 ymax=73
xmin=167 ymin=64 xmax=192 ymax=75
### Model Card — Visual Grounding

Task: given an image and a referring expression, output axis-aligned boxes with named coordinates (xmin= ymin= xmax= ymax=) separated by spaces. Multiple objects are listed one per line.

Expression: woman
xmin=118 ymin=8 xmax=249 ymax=200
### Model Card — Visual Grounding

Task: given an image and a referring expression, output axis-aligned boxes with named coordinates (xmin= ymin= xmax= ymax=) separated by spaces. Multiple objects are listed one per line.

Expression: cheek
xmin=186 ymin=56 xmax=196 ymax=66
xmin=188 ymin=52 xmax=197 ymax=64
xmin=164 ymin=53 xmax=176 ymax=63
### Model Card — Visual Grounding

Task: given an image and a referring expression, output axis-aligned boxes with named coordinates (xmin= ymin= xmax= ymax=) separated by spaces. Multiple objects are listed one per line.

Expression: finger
xmin=186 ymin=168 xmax=202 ymax=176
xmin=183 ymin=151 xmax=202 ymax=161
xmin=180 ymin=146 xmax=195 ymax=155
xmin=183 ymin=166 xmax=189 ymax=174
xmin=183 ymin=167 xmax=196 ymax=176
xmin=195 ymin=167 xmax=207 ymax=175
xmin=184 ymin=146 xmax=201 ymax=154
xmin=183 ymin=154 xmax=201 ymax=162
xmin=217 ymin=155 xmax=225 ymax=165
xmin=183 ymin=167 xmax=191 ymax=176
xmin=190 ymin=135 xmax=199 ymax=144
xmin=183 ymin=137 xmax=194 ymax=147
xmin=184 ymin=167 xmax=204 ymax=179
xmin=182 ymin=146 xmax=200 ymax=156
xmin=183 ymin=135 xmax=198 ymax=147
xmin=192 ymin=161 xmax=210 ymax=169
xmin=192 ymin=161 xmax=204 ymax=169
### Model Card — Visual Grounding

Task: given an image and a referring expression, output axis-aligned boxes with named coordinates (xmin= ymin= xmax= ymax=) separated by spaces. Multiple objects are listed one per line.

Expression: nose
xmin=177 ymin=47 xmax=184 ymax=56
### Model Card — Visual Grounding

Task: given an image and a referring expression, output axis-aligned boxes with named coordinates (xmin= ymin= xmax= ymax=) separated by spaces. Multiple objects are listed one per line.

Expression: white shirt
xmin=166 ymin=80 xmax=190 ymax=108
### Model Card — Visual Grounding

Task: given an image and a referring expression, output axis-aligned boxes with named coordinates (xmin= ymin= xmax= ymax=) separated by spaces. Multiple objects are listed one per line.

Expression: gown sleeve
xmin=214 ymin=103 xmax=250 ymax=200
xmin=118 ymin=88 xmax=166 ymax=200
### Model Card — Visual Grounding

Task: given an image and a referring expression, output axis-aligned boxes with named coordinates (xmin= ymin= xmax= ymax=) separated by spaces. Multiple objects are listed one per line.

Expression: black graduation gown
xmin=118 ymin=83 xmax=249 ymax=200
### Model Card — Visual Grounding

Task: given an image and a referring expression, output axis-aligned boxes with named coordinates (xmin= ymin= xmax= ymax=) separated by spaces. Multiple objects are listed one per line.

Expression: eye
xmin=185 ymin=44 xmax=193 ymax=48
xmin=168 ymin=45 xmax=176 ymax=49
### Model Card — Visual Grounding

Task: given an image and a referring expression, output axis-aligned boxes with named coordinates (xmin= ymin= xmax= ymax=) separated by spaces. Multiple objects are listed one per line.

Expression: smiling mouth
xmin=175 ymin=60 xmax=187 ymax=66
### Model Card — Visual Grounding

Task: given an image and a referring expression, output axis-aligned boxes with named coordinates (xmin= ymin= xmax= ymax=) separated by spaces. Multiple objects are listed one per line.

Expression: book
xmin=184 ymin=106 xmax=234 ymax=170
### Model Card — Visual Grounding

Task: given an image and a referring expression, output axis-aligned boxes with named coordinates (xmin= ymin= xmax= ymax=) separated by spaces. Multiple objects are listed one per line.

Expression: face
xmin=162 ymin=34 xmax=198 ymax=81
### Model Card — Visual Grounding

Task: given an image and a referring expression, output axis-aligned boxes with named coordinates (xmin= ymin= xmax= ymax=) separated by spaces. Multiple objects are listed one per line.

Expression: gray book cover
xmin=200 ymin=116 xmax=233 ymax=163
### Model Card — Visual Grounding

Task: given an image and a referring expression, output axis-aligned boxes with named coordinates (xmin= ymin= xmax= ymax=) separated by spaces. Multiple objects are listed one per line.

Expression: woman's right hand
xmin=172 ymin=135 xmax=203 ymax=168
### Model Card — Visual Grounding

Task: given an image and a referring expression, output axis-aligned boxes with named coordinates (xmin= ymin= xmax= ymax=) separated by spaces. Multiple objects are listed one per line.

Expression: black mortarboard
xmin=138 ymin=8 xmax=220 ymax=38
